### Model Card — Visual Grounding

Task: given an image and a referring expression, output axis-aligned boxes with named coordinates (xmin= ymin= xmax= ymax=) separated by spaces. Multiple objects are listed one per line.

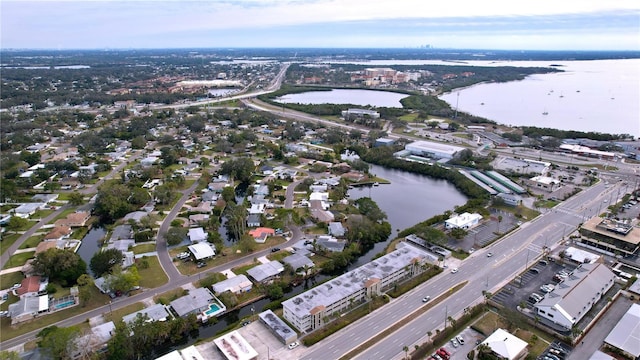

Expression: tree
xmin=90 ymin=249 xmax=124 ymax=277
xmin=32 ymin=248 xmax=86 ymax=286
xmin=94 ymin=183 xmax=135 ymax=223
xmin=0 ymin=351 xmax=21 ymax=360
xmin=20 ymin=150 xmax=41 ymax=166
xmin=160 ymin=146 xmax=178 ymax=167
xmin=6 ymin=216 xmax=29 ymax=233
xmin=221 ymin=186 xmax=236 ymax=203
xmin=450 ymin=227 xmax=468 ymax=240
xmin=68 ymin=191 xmax=84 ymax=206
xmin=106 ymin=266 xmax=141 ymax=293
xmin=37 ymin=325 xmax=80 ymax=360
xmin=76 ymin=274 xmax=94 ymax=307
xmin=220 ymin=157 xmax=255 ymax=183
xmin=165 ymin=227 xmax=187 ymax=246
xmin=497 ymin=215 xmax=503 ymax=233
xmin=403 ymin=345 xmax=409 ymax=360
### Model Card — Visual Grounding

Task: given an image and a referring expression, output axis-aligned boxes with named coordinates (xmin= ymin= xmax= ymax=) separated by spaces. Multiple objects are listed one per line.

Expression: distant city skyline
xmin=1 ymin=0 xmax=639 ymax=50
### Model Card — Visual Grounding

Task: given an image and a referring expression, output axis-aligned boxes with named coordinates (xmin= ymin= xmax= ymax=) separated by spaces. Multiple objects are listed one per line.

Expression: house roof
xmin=247 ymin=261 xmax=284 ymax=282
xmin=123 ymin=304 xmax=172 ymax=324
xmin=44 ymin=226 xmax=71 ymax=240
xmin=17 ymin=276 xmax=42 ymax=296
xmin=604 ymin=303 xmax=640 ymax=357
xmin=248 ymin=227 xmax=274 ymax=238
xmin=482 ymin=328 xmax=528 ymax=360
xmin=170 ymin=288 xmax=214 ymax=317
xmin=188 ymin=227 xmax=207 ymax=242
xmin=211 ymin=275 xmax=253 ymax=294
xmin=35 ymin=240 xmax=58 ymax=254
xmin=282 ymin=253 xmax=314 ymax=271
xmin=188 ymin=242 xmax=215 ymax=260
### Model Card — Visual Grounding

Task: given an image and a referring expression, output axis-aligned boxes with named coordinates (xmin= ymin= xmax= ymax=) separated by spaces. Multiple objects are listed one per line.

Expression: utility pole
xmin=454 ymin=92 xmax=460 ymax=119
xmin=445 ymin=305 xmax=448 ymax=328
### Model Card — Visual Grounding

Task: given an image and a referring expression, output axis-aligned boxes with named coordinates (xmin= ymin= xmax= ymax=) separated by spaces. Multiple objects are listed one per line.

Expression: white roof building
xmin=213 ymin=330 xmax=258 ymax=360
xmin=604 ymin=303 xmax=640 ymax=359
xmin=405 ymin=140 xmax=465 ymax=160
xmin=188 ymin=242 xmax=215 ymax=260
xmin=247 ymin=261 xmax=284 ymax=283
xmin=211 ymin=275 xmax=253 ymax=295
xmin=481 ymin=328 xmax=528 ymax=360
xmin=534 ymin=263 xmax=615 ymax=330
xmin=445 ymin=212 xmax=483 ymax=230
xmin=188 ymin=227 xmax=207 ymax=243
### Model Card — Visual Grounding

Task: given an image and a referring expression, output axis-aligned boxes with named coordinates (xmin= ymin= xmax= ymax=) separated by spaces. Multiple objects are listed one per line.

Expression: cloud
xmin=1 ymin=0 xmax=639 ymax=49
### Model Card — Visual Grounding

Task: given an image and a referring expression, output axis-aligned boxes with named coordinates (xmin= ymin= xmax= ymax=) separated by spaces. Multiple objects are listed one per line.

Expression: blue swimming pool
xmin=54 ymin=300 xmax=75 ymax=309
xmin=204 ymin=303 xmax=221 ymax=316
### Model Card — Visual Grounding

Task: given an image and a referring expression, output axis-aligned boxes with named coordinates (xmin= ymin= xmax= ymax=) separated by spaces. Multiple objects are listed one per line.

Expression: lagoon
xmin=275 ymin=89 xmax=409 ymax=108
xmin=348 ymin=164 xmax=467 ymax=267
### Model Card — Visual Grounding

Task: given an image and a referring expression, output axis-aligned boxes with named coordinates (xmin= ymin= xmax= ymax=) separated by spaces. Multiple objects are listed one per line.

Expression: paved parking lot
xmin=449 ymin=210 xmax=519 ymax=251
xmin=438 ymin=327 xmax=485 ymax=360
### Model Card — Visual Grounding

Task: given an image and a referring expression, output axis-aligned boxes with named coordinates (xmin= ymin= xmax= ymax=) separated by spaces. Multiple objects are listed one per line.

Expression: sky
xmin=1 ymin=0 xmax=639 ymax=50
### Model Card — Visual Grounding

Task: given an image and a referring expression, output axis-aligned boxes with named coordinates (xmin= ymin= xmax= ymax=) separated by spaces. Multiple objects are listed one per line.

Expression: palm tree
xmin=402 ymin=345 xmax=409 ymax=360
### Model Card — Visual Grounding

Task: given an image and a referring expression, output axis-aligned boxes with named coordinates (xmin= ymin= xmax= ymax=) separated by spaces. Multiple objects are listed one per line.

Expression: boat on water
xmin=542 ymin=109 xmax=549 ymax=115
xmin=373 ymin=182 xmax=379 ymax=186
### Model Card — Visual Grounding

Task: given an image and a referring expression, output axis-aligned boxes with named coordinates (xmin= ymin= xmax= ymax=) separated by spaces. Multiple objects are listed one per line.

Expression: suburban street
xmin=301 ymin=180 xmax=624 ymax=360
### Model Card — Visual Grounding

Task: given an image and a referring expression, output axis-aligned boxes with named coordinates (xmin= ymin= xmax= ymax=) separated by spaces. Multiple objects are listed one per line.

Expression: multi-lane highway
xmin=301 ymin=180 xmax=624 ymax=360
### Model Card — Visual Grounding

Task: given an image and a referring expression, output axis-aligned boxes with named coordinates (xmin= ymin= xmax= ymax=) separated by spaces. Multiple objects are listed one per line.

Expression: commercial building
xmin=481 ymin=328 xmax=528 ymax=360
xmin=603 ymin=303 xmax=640 ymax=359
xmin=258 ymin=310 xmax=297 ymax=345
xmin=341 ymin=108 xmax=380 ymax=119
xmin=534 ymin=263 xmax=615 ymax=330
xmin=579 ymin=217 xmax=640 ymax=257
xmin=213 ymin=330 xmax=258 ymax=360
xmin=283 ymin=242 xmax=432 ymax=332
xmin=445 ymin=212 xmax=483 ymax=230
xmin=524 ymin=176 xmax=561 ymax=192
xmin=404 ymin=140 xmax=465 ymax=160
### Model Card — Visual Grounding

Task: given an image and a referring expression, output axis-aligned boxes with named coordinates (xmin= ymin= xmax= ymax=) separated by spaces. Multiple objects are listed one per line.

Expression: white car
xmin=487 ymin=252 xmax=493 ymax=257
xmin=451 ymin=338 xmax=459 ymax=348
xmin=422 ymin=296 xmax=431 ymax=303
xmin=451 ymin=268 xmax=459 ymax=274
xmin=456 ymin=335 xmax=465 ymax=345
xmin=288 ymin=341 xmax=299 ymax=350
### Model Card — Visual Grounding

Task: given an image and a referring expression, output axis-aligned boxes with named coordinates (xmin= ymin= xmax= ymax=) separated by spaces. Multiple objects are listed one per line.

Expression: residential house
xmin=43 ymin=226 xmax=72 ymax=241
xmin=211 ymin=275 xmax=253 ymax=295
xmin=188 ymin=242 xmax=216 ymax=261
xmin=54 ymin=211 xmax=91 ymax=228
xmin=109 ymin=225 xmax=133 ymax=242
xmin=72 ymin=321 xmax=115 ymax=359
xmin=31 ymin=194 xmax=59 ymax=204
xmin=189 ymin=214 xmax=210 ymax=227
xmin=15 ymin=276 xmax=46 ymax=298
xmin=328 ymin=222 xmax=346 ymax=237
xmin=13 ymin=203 xmax=45 ymax=218
xmin=123 ymin=304 xmax=172 ymax=325
xmin=246 ymin=214 xmax=261 ymax=228
xmin=282 ymin=253 xmax=314 ymax=274
xmin=248 ymin=227 xmax=274 ymax=243
xmin=188 ymin=227 xmax=207 ymax=243
xmin=316 ymin=235 xmax=346 ymax=252
xmin=170 ymin=288 xmax=216 ymax=318
xmin=247 ymin=261 xmax=284 ymax=284
xmin=7 ymin=295 xmax=49 ymax=324
xmin=123 ymin=211 xmax=147 ymax=224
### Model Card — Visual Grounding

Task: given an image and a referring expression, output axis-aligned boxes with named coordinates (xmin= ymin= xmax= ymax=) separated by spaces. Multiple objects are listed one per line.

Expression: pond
xmin=347 ymin=163 xmax=468 ymax=267
xmin=275 ymin=89 xmax=409 ymax=108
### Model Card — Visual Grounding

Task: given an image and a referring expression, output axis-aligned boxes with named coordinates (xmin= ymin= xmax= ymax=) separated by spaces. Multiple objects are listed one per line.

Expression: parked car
xmin=450 ymin=268 xmax=458 ymax=274
xmin=450 ymin=338 xmax=459 ymax=348
xmin=456 ymin=335 xmax=465 ymax=345
xmin=196 ymin=262 xmax=206 ymax=268
xmin=271 ymin=247 xmax=280 ymax=252
xmin=288 ymin=341 xmax=299 ymax=350
xmin=437 ymin=348 xmax=451 ymax=358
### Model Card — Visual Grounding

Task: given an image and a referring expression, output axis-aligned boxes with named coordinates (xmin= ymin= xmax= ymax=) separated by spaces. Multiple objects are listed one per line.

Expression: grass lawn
xmin=133 ymin=243 xmax=157 ymax=254
xmin=472 ymin=310 xmax=509 ymax=336
xmin=514 ymin=328 xmax=552 ymax=357
xmin=0 ymin=292 xmax=20 ymax=311
xmin=19 ymin=235 xmax=43 ymax=249
xmin=231 ymin=260 xmax=261 ymax=275
xmin=3 ymin=251 xmax=35 ymax=269
xmin=491 ymin=205 xmax=540 ymax=221
xmin=136 ymin=256 xmax=168 ymax=288
xmin=0 ymin=272 xmax=24 ymax=291
xmin=103 ymin=302 xmax=145 ymax=323
xmin=0 ymin=286 xmax=110 ymax=341
xmin=155 ymin=288 xmax=188 ymax=305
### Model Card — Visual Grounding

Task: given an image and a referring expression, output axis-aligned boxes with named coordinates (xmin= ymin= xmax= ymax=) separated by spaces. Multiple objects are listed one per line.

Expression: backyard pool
xmin=204 ymin=303 xmax=222 ymax=316
xmin=54 ymin=300 xmax=75 ymax=310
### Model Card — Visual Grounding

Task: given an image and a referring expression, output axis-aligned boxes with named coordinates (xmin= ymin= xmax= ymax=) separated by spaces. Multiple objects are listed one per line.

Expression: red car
xmin=437 ymin=348 xmax=451 ymax=359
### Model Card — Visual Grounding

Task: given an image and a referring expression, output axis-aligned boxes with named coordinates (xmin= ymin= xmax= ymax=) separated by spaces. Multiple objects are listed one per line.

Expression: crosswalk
xmin=554 ymin=207 xmax=583 ymax=220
